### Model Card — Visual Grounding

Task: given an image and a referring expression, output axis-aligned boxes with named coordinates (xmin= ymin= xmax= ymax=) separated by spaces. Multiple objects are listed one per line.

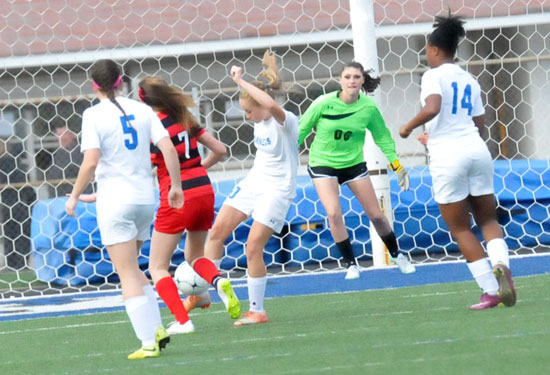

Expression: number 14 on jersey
xmin=451 ymin=82 xmax=472 ymax=116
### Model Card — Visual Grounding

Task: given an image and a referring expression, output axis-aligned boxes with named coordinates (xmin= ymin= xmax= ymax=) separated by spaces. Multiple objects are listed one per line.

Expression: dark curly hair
xmin=427 ymin=12 xmax=466 ymax=57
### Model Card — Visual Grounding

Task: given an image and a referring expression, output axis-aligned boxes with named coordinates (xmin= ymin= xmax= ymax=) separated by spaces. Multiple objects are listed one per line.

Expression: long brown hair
xmin=138 ymin=77 xmax=197 ymax=132
xmin=239 ymin=50 xmax=283 ymax=106
xmin=90 ymin=59 xmax=132 ymax=122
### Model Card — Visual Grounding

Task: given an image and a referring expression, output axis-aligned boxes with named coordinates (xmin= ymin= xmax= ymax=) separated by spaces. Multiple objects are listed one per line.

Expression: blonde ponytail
xmin=240 ymin=50 xmax=283 ymax=104
xmin=259 ymin=50 xmax=282 ymax=90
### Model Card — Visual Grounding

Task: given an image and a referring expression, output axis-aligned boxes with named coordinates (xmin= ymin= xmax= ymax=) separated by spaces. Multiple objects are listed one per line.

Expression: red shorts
xmin=154 ymin=194 xmax=215 ymax=234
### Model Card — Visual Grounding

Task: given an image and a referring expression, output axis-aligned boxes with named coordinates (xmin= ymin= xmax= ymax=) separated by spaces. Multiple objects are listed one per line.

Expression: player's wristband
xmin=388 ymin=160 xmax=402 ymax=172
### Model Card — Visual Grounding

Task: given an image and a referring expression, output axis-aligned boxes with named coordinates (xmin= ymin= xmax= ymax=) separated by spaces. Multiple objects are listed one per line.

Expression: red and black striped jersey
xmin=150 ymin=112 xmax=214 ymax=204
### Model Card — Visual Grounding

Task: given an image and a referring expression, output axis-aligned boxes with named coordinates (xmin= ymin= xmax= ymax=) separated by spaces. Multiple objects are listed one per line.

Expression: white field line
xmin=0 ymin=319 xmax=127 ymax=336
xmin=371 ymin=329 xmax=550 ymax=349
xmin=5 ymin=289 xmax=546 ymax=337
xmin=42 ymin=326 xmax=550 ymax=375
xmin=0 ymin=309 xmax=226 ymax=336
xmin=4 ymin=252 xmax=546 ymax=305
xmin=52 ymin=352 xmax=294 ymax=375
xmin=2 ymin=280 xmax=546 ymax=324
xmin=1 ymin=271 xmax=545 ymax=321
xmin=278 ymin=344 xmax=538 ymax=374
xmin=281 ymin=362 xmax=387 ymax=374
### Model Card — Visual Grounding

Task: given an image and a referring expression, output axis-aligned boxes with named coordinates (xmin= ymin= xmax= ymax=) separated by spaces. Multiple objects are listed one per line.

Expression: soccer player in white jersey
xmin=399 ymin=13 xmax=516 ymax=310
xmin=201 ymin=51 xmax=299 ymax=326
xmin=65 ymin=59 xmax=184 ymax=359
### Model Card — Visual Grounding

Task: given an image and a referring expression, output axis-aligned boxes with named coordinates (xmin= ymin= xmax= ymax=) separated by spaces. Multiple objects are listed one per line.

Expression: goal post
xmin=349 ymin=0 xmax=394 ymax=268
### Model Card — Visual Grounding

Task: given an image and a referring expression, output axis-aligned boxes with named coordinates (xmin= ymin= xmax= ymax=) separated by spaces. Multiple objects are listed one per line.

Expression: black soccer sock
xmin=380 ymin=231 xmax=399 ymax=258
xmin=336 ymin=238 xmax=357 ymax=268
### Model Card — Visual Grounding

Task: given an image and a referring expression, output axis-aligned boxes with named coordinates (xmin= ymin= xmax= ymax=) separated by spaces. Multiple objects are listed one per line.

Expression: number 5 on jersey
xmin=120 ymin=115 xmax=137 ymax=150
xmin=451 ymin=82 xmax=472 ymax=116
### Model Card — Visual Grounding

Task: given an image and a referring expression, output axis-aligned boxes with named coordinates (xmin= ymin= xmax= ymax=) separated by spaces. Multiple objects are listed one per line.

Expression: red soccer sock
xmin=193 ymin=257 xmax=221 ymax=285
xmin=155 ymin=276 xmax=190 ymax=324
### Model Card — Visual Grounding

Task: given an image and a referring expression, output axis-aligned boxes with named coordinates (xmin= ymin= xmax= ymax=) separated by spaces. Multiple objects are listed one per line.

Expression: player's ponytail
xmin=259 ymin=50 xmax=282 ymax=93
xmin=138 ymin=77 xmax=198 ymax=134
xmin=341 ymin=62 xmax=381 ymax=93
xmin=428 ymin=11 xmax=466 ymax=57
xmin=90 ymin=59 xmax=133 ymax=126
xmin=240 ymin=50 xmax=283 ymax=105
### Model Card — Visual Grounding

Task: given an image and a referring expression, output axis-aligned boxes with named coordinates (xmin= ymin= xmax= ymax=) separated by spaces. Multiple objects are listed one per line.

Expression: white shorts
xmin=96 ymin=202 xmax=155 ymax=246
xmin=223 ymin=179 xmax=292 ymax=233
xmin=428 ymin=136 xmax=494 ymax=204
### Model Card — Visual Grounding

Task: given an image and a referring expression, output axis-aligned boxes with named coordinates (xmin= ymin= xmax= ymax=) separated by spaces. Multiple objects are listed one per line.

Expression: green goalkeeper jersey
xmin=298 ymin=91 xmax=398 ymax=169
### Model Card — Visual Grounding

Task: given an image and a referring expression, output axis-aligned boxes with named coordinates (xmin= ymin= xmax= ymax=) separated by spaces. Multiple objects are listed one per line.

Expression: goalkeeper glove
xmin=388 ymin=160 xmax=410 ymax=191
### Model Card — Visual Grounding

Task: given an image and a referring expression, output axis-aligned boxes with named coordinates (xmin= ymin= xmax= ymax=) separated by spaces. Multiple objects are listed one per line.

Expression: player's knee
xmin=245 ymin=246 xmax=262 ymax=262
xmin=326 ymin=209 xmax=343 ymax=225
xmin=475 ymin=213 xmax=498 ymax=228
xmin=208 ymin=224 xmax=227 ymax=243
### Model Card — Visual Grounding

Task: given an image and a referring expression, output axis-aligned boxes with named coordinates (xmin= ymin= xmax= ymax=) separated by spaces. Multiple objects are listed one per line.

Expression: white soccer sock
xmin=247 ymin=276 xmax=267 ymax=313
xmin=211 ymin=258 xmax=222 ymax=269
xmin=467 ymin=258 xmax=499 ymax=295
xmin=486 ymin=238 xmax=510 ymax=268
xmin=124 ymin=295 xmax=156 ymax=347
xmin=142 ymin=284 xmax=163 ymax=329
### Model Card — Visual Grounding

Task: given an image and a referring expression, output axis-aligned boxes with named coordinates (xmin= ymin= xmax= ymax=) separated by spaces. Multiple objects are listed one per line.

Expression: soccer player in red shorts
xmin=139 ymin=77 xmax=241 ymax=334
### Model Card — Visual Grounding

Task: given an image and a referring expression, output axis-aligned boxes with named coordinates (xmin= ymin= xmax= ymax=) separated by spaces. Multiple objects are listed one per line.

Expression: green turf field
xmin=1 ymin=274 xmax=548 ymax=375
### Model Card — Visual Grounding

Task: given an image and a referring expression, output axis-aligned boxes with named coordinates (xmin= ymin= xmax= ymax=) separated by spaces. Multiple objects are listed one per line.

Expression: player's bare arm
xmin=399 ymin=94 xmax=441 ymax=138
xmin=199 ymin=132 xmax=227 ymax=169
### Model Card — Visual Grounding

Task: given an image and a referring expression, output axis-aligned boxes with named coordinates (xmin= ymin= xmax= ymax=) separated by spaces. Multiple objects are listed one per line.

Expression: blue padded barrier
xmin=31 ymin=159 xmax=550 ymax=285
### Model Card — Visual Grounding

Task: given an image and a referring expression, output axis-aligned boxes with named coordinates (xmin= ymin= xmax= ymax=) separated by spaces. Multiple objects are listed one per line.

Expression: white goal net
xmin=1 ymin=0 xmax=549 ymax=297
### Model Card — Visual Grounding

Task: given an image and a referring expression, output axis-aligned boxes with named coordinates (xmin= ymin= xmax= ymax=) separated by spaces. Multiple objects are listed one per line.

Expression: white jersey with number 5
xmin=421 ymin=63 xmax=485 ymax=147
xmin=81 ymin=96 xmax=169 ymax=205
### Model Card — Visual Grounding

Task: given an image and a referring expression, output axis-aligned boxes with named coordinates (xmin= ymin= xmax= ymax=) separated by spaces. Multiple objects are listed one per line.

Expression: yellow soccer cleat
xmin=217 ymin=278 xmax=241 ymax=319
xmin=155 ymin=326 xmax=170 ymax=351
xmin=127 ymin=344 xmax=160 ymax=360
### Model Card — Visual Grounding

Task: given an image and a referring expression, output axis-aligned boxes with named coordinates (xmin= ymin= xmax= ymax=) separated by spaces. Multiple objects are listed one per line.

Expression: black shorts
xmin=307 ymin=162 xmax=369 ymax=185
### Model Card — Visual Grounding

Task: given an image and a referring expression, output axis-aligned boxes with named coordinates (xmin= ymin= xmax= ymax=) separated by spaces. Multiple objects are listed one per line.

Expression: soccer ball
xmin=174 ymin=261 xmax=210 ymax=296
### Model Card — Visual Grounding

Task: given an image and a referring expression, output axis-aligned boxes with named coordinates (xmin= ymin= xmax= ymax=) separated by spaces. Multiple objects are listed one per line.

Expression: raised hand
xmin=230 ymin=65 xmax=243 ymax=83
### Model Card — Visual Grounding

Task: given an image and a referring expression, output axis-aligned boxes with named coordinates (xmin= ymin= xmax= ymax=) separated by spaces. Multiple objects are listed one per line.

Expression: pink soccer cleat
xmin=493 ymin=263 xmax=517 ymax=307
xmin=469 ymin=293 xmax=501 ymax=310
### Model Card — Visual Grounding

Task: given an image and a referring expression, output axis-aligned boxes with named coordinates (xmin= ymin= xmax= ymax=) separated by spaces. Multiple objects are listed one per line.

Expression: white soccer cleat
xmin=166 ymin=320 xmax=195 ymax=335
xmin=392 ymin=253 xmax=416 ymax=274
xmin=345 ymin=265 xmax=361 ymax=280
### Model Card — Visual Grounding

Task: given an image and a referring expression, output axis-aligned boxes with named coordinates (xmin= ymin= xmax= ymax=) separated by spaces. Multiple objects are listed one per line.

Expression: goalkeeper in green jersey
xmin=298 ymin=61 xmax=415 ymax=279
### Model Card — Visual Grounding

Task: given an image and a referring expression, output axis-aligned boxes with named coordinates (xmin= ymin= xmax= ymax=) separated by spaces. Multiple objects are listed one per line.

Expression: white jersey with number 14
xmin=421 ymin=63 xmax=485 ymax=147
